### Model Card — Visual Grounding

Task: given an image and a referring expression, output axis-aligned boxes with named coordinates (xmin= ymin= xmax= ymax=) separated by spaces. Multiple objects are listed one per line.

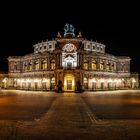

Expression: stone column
xmin=116 ymin=62 xmax=119 ymax=72
xmin=32 ymin=61 xmax=35 ymax=71
xmin=89 ymin=58 xmax=92 ymax=70
xmin=79 ymin=54 xmax=82 ymax=68
xmin=97 ymin=58 xmax=100 ymax=70
xmin=47 ymin=58 xmax=50 ymax=70
xmin=110 ymin=61 xmax=112 ymax=71
xmin=39 ymin=59 xmax=42 ymax=70
xmin=104 ymin=60 xmax=107 ymax=71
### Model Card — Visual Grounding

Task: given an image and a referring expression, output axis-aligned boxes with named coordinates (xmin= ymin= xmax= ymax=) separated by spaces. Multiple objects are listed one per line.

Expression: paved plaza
xmin=1 ymin=90 xmax=140 ymax=140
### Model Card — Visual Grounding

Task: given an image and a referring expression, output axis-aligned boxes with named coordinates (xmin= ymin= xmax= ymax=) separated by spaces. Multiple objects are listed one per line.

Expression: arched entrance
xmin=62 ymin=43 xmax=77 ymax=69
xmin=64 ymin=74 xmax=75 ymax=91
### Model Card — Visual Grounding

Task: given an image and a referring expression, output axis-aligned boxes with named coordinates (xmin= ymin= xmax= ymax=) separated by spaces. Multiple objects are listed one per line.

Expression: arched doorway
xmin=64 ymin=74 xmax=75 ymax=91
xmin=62 ymin=43 xmax=77 ymax=69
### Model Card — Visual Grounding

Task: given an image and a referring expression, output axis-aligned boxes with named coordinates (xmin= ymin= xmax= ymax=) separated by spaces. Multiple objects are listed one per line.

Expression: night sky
xmin=0 ymin=1 xmax=139 ymax=74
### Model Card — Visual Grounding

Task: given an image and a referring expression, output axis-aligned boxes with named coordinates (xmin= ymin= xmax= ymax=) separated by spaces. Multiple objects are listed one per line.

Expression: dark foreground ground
xmin=1 ymin=90 xmax=140 ymax=140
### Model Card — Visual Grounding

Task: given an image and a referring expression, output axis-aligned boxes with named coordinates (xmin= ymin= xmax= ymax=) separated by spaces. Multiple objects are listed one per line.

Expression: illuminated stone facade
xmin=1 ymin=24 xmax=139 ymax=91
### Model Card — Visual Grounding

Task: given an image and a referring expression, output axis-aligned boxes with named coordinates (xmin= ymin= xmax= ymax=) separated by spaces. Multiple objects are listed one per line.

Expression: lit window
xmin=51 ymin=63 xmax=55 ymax=69
xmin=106 ymin=63 xmax=110 ymax=71
xmin=51 ymin=60 xmax=55 ymax=70
xmin=35 ymin=62 xmax=39 ymax=70
xmin=92 ymin=61 xmax=97 ymax=70
xmin=29 ymin=63 xmax=32 ymax=71
xmin=42 ymin=61 xmax=47 ymax=70
xmin=84 ymin=62 xmax=88 ymax=69
xmin=84 ymin=77 xmax=88 ymax=83
xmin=100 ymin=62 xmax=104 ymax=70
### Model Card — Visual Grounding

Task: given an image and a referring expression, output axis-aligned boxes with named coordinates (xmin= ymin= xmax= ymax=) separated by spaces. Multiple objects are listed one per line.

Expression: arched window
xmin=51 ymin=60 xmax=55 ymax=70
xmin=35 ymin=61 xmax=39 ymax=70
xmin=121 ymin=63 xmax=125 ymax=71
xmin=28 ymin=62 xmax=32 ymax=71
xmin=24 ymin=63 xmax=27 ymax=71
xmin=112 ymin=63 xmax=116 ymax=71
xmin=106 ymin=62 xmax=110 ymax=71
xmin=92 ymin=60 xmax=97 ymax=70
xmin=92 ymin=45 xmax=96 ymax=50
xmin=100 ymin=60 xmax=104 ymax=70
xmin=84 ymin=60 xmax=88 ymax=69
xmin=42 ymin=60 xmax=47 ymax=70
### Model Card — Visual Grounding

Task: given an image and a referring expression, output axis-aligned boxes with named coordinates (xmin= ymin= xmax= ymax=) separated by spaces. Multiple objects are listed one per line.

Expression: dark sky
xmin=0 ymin=1 xmax=139 ymax=73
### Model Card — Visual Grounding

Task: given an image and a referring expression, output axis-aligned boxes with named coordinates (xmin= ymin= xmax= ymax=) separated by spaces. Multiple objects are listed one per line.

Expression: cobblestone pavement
xmin=1 ymin=90 xmax=140 ymax=140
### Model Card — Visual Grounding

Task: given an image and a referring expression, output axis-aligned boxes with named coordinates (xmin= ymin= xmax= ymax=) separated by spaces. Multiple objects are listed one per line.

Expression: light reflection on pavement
xmin=1 ymin=90 xmax=140 ymax=140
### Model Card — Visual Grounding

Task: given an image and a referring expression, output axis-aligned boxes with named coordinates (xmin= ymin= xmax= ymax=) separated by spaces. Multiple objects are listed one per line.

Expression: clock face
xmin=63 ymin=43 xmax=75 ymax=52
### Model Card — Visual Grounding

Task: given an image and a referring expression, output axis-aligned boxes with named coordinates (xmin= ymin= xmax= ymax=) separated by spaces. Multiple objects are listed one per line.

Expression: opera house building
xmin=0 ymin=24 xmax=139 ymax=91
